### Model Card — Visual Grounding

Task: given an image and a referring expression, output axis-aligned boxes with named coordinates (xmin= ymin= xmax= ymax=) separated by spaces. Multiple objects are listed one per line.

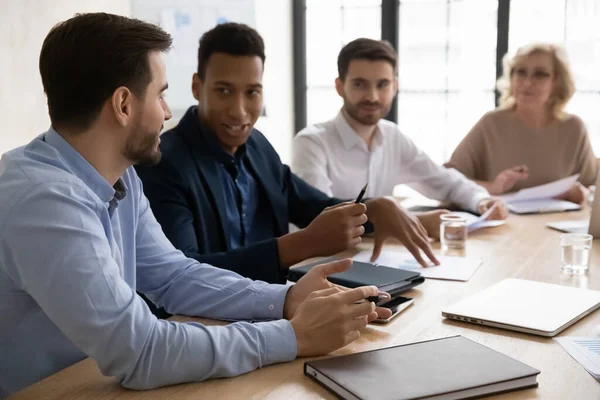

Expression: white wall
xmin=0 ymin=0 xmax=294 ymax=163
xmin=0 ymin=0 xmax=132 ymax=155
xmin=252 ymin=0 xmax=294 ymax=164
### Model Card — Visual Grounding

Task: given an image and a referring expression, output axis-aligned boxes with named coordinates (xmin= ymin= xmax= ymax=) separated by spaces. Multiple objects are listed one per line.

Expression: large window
xmin=302 ymin=0 xmax=497 ymax=162
xmin=305 ymin=0 xmax=382 ymax=126
xmin=510 ymin=0 xmax=600 ymax=154
xmin=299 ymin=0 xmax=600 ymax=160
xmin=397 ymin=0 xmax=498 ymax=164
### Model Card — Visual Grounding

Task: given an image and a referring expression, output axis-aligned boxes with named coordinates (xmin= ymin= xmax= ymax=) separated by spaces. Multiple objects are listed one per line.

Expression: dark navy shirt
xmin=201 ymin=124 xmax=276 ymax=250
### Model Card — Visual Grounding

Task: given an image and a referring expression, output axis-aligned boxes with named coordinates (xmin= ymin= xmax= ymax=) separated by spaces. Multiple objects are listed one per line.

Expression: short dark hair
xmin=39 ymin=13 xmax=172 ymax=131
xmin=197 ymin=23 xmax=265 ymax=80
xmin=337 ymin=38 xmax=397 ymax=81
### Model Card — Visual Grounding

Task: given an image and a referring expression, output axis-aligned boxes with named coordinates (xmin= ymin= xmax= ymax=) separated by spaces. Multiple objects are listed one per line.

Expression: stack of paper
xmin=501 ymin=174 xmax=581 ymax=214
xmin=554 ymin=336 xmax=600 ymax=380
xmin=353 ymin=250 xmax=483 ymax=282
xmin=451 ymin=209 xmax=505 ymax=233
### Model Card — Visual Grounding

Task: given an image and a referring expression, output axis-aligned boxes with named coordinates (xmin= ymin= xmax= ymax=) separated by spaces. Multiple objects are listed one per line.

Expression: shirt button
xmin=268 ymin=304 xmax=275 ymax=311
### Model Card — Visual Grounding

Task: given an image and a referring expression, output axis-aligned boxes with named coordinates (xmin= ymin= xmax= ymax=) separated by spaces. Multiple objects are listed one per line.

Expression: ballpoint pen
xmin=355 ymin=183 xmax=368 ymax=203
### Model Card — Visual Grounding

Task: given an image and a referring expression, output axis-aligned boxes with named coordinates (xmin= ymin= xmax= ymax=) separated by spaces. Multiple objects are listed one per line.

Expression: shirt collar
xmin=194 ymin=107 xmax=247 ymax=165
xmin=44 ymin=127 xmax=126 ymax=203
xmin=333 ymin=110 xmax=384 ymax=151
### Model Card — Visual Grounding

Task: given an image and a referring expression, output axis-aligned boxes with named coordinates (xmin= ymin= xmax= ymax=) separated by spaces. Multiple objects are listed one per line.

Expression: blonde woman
xmin=447 ymin=43 xmax=596 ymax=204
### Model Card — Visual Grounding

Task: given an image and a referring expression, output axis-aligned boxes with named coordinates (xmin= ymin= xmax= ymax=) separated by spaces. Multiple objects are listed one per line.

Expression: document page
xmin=554 ymin=337 xmax=600 ymax=380
xmin=502 ymin=174 xmax=579 ymax=203
xmin=353 ymin=250 xmax=483 ymax=282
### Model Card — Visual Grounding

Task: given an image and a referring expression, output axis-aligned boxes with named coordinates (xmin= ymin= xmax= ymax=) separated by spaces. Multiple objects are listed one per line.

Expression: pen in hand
xmin=355 ymin=183 xmax=368 ymax=203
xmin=367 ymin=293 xmax=391 ymax=303
xmin=354 ymin=292 xmax=392 ymax=305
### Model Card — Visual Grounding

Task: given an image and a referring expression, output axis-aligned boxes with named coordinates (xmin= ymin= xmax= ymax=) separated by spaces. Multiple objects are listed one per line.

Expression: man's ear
xmin=335 ymin=77 xmax=344 ymax=98
xmin=111 ymin=87 xmax=133 ymax=127
xmin=393 ymin=77 xmax=399 ymax=95
xmin=192 ymin=73 xmax=203 ymax=101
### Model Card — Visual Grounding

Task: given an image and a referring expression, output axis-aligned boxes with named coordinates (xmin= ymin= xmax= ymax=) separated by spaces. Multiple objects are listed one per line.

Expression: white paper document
xmin=500 ymin=174 xmax=581 ymax=214
xmin=451 ymin=209 xmax=505 ymax=233
xmin=505 ymin=199 xmax=581 ymax=214
xmin=502 ymin=174 xmax=579 ymax=203
xmin=554 ymin=337 xmax=600 ymax=380
xmin=353 ymin=250 xmax=483 ymax=282
xmin=546 ymin=220 xmax=588 ymax=234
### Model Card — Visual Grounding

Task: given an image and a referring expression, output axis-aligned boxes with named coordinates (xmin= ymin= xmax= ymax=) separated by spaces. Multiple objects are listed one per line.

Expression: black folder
xmin=287 ymin=257 xmax=424 ymax=297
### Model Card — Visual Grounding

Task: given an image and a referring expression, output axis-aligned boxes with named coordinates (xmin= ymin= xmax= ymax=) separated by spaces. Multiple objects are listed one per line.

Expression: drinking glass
xmin=440 ymin=214 xmax=467 ymax=251
xmin=560 ymin=233 xmax=592 ymax=274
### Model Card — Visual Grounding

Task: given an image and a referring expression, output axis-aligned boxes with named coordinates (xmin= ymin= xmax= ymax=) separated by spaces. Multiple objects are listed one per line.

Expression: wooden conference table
xmin=9 ymin=211 xmax=600 ymax=399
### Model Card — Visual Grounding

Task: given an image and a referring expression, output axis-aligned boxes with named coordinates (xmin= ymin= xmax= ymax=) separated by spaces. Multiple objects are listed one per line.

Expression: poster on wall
xmin=131 ymin=0 xmax=256 ymax=114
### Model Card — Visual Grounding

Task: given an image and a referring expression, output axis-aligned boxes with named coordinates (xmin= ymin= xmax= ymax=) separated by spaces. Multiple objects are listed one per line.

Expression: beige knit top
xmin=447 ymin=108 xmax=597 ymax=191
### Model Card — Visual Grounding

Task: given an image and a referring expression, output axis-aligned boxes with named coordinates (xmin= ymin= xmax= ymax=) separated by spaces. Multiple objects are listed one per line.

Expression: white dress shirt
xmin=292 ymin=111 xmax=490 ymax=213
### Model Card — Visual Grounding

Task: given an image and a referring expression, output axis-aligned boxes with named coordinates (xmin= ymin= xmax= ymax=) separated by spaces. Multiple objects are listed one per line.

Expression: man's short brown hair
xmin=39 ymin=13 xmax=172 ymax=131
xmin=337 ymin=38 xmax=397 ymax=81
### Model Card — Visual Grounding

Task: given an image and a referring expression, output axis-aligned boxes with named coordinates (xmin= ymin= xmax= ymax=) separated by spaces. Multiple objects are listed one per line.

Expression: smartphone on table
xmin=372 ymin=296 xmax=414 ymax=324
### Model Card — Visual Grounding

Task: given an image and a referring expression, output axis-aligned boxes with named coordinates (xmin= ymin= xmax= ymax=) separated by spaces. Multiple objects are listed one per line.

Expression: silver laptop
xmin=546 ymin=171 xmax=600 ymax=237
xmin=442 ymin=279 xmax=600 ymax=337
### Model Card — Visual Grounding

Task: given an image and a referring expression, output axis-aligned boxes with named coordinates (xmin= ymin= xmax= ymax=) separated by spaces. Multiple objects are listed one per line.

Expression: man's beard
xmin=343 ymin=97 xmax=391 ymax=126
xmin=124 ymin=121 xmax=162 ymax=166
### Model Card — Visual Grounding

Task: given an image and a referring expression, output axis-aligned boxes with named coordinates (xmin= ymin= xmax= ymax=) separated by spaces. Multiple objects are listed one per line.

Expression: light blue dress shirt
xmin=0 ymin=128 xmax=297 ymax=397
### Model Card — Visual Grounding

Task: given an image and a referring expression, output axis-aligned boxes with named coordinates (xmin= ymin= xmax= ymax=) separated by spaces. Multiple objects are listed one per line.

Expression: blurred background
xmin=2 ymin=0 xmax=599 ymax=165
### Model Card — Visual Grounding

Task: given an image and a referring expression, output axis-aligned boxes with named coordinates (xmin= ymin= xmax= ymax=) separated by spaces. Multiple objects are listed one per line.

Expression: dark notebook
xmin=288 ymin=257 xmax=424 ymax=297
xmin=304 ymin=336 xmax=540 ymax=400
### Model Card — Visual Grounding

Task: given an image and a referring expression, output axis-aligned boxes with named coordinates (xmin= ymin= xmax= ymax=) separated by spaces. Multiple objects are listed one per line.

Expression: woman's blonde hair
xmin=496 ymin=42 xmax=575 ymax=120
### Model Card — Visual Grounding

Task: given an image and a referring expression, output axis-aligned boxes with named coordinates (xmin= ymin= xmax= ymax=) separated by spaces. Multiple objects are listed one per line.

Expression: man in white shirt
xmin=292 ymin=38 xmax=507 ymax=238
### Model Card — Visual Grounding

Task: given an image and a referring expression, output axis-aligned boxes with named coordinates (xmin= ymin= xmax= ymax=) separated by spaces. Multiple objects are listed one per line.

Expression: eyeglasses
xmin=511 ymin=67 xmax=553 ymax=82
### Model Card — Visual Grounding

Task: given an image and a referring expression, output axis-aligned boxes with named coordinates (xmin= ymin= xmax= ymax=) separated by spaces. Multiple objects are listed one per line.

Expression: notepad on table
xmin=353 ymin=250 xmax=482 ymax=282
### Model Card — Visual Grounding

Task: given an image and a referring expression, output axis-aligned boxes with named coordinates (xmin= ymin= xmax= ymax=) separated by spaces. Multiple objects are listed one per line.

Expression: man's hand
xmin=477 ymin=198 xmax=509 ymax=220
xmin=283 ymin=259 xmax=392 ymax=321
xmin=416 ymin=210 xmax=450 ymax=240
xmin=290 ymin=285 xmax=382 ymax=357
xmin=300 ymin=202 xmax=368 ymax=257
xmin=277 ymin=203 xmax=367 ymax=269
xmin=490 ymin=165 xmax=529 ymax=195
xmin=364 ymin=197 xmax=439 ymax=267
xmin=556 ymin=182 xmax=589 ymax=205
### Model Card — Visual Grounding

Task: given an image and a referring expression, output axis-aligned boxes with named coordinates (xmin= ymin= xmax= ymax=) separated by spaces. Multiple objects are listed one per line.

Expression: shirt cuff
xmin=252 ymin=283 xmax=291 ymax=320
xmin=363 ymin=220 xmax=374 ymax=234
xmin=468 ymin=191 xmax=491 ymax=214
xmin=270 ymin=238 xmax=289 ymax=283
xmin=357 ymin=197 xmax=375 ymax=234
xmin=255 ymin=319 xmax=297 ymax=365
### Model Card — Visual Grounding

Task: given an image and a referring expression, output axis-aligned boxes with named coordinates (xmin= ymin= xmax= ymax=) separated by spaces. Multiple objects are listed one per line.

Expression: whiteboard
xmin=131 ymin=0 xmax=256 ymax=112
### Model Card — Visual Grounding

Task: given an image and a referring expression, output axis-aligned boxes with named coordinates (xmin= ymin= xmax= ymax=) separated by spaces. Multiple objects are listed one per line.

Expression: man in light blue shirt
xmin=0 ymin=13 xmax=390 ymax=397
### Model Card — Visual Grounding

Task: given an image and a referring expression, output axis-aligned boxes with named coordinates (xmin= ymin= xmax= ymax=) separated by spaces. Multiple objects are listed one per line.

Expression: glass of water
xmin=440 ymin=214 xmax=467 ymax=251
xmin=560 ymin=233 xmax=593 ymax=274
